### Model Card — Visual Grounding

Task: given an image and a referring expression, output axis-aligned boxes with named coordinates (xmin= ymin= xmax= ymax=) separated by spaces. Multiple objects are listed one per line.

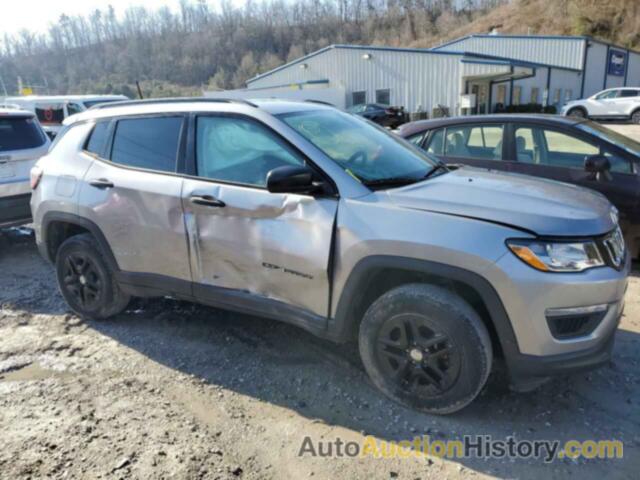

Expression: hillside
xmin=0 ymin=0 xmax=638 ymax=98
xmin=420 ymin=0 xmax=640 ymax=49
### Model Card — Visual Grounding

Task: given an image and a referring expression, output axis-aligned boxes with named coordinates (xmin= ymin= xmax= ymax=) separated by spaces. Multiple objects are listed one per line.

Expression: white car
xmin=1 ymin=95 xmax=128 ymax=138
xmin=562 ymin=87 xmax=640 ymax=123
xmin=0 ymin=107 xmax=50 ymax=227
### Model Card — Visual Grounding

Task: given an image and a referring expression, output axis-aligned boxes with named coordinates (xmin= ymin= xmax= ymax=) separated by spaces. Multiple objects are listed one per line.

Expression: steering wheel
xmin=347 ymin=150 xmax=368 ymax=167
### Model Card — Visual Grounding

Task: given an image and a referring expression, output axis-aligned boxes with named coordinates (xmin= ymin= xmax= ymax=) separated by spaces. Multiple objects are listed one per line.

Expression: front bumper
xmin=505 ymin=302 xmax=621 ymax=390
xmin=484 ymin=247 xmax=630 ymax=386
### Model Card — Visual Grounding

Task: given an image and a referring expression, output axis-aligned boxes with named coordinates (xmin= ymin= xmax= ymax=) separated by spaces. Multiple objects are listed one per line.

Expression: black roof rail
xmin=304 ymin=99 xmax=336 ymax=107
xmin=90 ymin=97 xmax=258 ymax=110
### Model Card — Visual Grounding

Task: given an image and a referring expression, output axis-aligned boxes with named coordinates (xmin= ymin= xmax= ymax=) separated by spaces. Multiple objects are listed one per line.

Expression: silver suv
xmin=30 ymin=99 xmax=629 ymax=414
xmin=1 ymin=107 xmax=50 ymax=227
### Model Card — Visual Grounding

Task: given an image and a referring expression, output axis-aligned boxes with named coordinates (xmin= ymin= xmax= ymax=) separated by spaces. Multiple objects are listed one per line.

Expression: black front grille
xmin=596 ymin=227 xmax=626 ymax=270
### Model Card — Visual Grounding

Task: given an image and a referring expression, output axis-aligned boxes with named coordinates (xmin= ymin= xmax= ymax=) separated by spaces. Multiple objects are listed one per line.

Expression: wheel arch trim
xmin=40 ymin=211 xmax=119 ymax=270
xmin=330 ymin=255 xmax=521 ymax=359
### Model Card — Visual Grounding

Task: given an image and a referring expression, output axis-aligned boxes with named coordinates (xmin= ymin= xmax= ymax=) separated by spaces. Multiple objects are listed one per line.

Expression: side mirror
xmin=584 ymin=155 xmax=612 ymax=181
xmin=266 ymin=165 xmax=324 ymax=195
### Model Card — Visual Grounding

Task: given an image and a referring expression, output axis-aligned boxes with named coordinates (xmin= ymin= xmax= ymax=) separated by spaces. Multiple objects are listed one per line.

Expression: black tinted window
xmin=111 ymin=117 xmax=182 ymax=172
xmin=85 ymin=122 xmax=110 ymax=157
xmin=619 ymin=90 xmax=640 ymax=98
xmin=0 ymin=116 xmax=46 ymax=152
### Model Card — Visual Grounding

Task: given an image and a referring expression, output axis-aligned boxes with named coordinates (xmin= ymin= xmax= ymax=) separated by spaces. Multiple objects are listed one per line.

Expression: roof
xmin=247 ymin=44 xmax=579 ymax=86
xmin=2 ymin=95 xmax=128 ymax=104
xmin=62 ymin=97 xmax=333 ymax=125
xmin=431 ymin=33 xmax=640 ymax=56
xmin=0 ymin=106 xmax=35 ymax=117
xmin=397 ymin=114 xmax=584 ymax=137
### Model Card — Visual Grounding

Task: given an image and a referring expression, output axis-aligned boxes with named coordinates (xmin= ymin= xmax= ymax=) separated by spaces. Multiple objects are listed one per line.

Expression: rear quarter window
xmin=84 ymin=122 xmax=111 ymax=157
xmin=0 ymin=116 xmax=47 ymax=152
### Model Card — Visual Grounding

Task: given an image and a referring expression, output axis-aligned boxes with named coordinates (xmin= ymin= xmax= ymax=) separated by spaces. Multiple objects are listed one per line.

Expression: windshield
xmin=576 ymin=121 xmax=640 ymax=157
xmin=0 ymin=115 xmax=47 ymax=152
xmin=277 ymin=109 xmax=439 ymax=186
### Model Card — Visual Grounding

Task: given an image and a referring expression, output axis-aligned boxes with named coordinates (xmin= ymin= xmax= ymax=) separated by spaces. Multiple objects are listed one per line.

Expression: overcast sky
xmin=0 ymin=0 xmax=246 ymax=36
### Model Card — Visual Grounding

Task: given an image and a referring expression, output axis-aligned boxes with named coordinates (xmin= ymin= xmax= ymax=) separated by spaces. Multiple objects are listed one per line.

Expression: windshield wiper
xmin=361 ymin=176 xmax=425 ymax=188
xmin=422 ymin=163 xmax=449 ymax=180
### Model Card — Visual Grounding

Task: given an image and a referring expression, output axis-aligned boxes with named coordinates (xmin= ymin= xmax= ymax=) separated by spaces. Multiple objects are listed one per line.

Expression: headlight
xmin=507 ymin=239 xmax=604 ymax=272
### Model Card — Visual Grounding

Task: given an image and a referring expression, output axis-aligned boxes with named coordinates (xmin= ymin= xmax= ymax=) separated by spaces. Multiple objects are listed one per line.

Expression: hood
xmin=387 ymin=167 xmax=616 ymax=236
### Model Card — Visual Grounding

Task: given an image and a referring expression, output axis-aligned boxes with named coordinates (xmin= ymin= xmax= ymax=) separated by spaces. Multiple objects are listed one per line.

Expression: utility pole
xmin=0 ymin=74 xmax=8 ymax=97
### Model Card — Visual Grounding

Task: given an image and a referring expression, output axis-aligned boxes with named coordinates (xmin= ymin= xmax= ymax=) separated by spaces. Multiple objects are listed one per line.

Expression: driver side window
xmin=196 ymin=116 xmax=306 ymax=187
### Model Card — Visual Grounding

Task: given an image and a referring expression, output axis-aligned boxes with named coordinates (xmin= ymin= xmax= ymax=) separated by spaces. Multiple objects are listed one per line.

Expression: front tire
xmin=359 ymin=284 xmax=492 ymax=414
xmin=567 ymin=107 xmax=587 ymax=119
xmin=55 ymin=233 xmax=130 ymax=319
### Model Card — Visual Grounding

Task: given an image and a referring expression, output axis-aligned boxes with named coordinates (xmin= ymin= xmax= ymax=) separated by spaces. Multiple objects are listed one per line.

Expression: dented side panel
xmin=182 ymin=178 xmax=338 ymax=317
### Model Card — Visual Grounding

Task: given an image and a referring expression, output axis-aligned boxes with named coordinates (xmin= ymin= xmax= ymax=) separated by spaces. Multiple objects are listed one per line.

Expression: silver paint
xmin=182 ymin=178 xmax=337 ymax=316
xmin=33 ymin=99 xmax=630 ymax=363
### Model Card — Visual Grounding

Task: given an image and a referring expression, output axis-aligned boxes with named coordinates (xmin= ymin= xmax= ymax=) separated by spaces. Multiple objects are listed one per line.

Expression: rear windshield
xmin=0 ymin=116 xmax=47 ymax=152
xmin=576 ymin=121 xmax=640 ymax=157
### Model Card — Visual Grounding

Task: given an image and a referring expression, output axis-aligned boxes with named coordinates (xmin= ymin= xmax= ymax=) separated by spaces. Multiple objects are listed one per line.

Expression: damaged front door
xmin=183 ymin=114 xmax=338 ymax=319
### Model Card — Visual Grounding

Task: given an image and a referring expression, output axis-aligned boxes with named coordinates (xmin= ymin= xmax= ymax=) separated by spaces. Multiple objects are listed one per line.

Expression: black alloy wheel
xmin=62 ymin=253 xmax=103 ymax=311
xmin=376 ymin=313 xmax=461 ymax=396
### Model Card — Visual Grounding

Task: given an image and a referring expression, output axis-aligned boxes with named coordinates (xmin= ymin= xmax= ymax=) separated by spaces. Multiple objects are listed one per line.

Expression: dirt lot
xmin=0 ymin=228 xmax=638 ymax=480
xmin=2 ymin=121 xmax=640 ymax=479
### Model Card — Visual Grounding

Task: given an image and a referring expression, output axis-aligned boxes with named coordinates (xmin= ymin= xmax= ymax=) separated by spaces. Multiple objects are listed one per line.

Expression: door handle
xmin=89 ymin=178 xmax=114 ymax=189
xmin=189 ymin=194 xmax=226 ymax=208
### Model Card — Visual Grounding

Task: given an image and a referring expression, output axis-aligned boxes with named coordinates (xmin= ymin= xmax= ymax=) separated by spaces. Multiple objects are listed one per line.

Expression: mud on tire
xmin=359 ymin=283 xmax=493 ymax=414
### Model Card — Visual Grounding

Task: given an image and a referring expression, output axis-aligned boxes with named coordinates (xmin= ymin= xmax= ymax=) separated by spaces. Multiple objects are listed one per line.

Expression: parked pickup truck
xmin=30 ymin=98 xmax=629 ymax=414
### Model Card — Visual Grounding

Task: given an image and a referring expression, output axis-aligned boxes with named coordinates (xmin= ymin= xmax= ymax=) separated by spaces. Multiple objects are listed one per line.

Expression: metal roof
xmin=247 ymin=44 xmax=578 ymax=86
xmin=431 ymin=34 xmax=640 ymax=56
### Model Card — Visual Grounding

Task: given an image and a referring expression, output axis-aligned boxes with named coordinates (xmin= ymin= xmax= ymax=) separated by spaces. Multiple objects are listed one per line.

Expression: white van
xmin=1 ymin=95 xmax=128 ymax=138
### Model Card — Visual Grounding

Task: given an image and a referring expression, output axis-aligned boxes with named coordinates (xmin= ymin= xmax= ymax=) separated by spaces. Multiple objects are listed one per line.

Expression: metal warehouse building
xmin=210 ymin=34 xmax=640 ymax=117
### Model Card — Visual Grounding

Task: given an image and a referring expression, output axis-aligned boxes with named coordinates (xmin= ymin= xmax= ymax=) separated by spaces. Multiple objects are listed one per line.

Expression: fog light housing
xmin=545 ymin=304 xmax=608 ymax=339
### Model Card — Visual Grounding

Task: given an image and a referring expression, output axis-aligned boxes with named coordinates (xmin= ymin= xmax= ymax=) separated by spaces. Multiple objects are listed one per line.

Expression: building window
xmin=352 ymin=91 xmax=366 ymax=106
xmin=375 ymin=89 xmax=391 ymax=105
xmin=565 ymin=89 xmax=573 ymax=102
xmin=530 ymin=87 xmax=539 ymax=104
xmin=553 ymin=88 xmax=562 ymax=104
xmin=512 ymin=86 xmax=522 ymax=106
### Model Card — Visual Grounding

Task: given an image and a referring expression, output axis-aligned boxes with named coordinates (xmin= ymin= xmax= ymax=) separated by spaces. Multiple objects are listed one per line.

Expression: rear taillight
xmin=30 ymin=166 xmax=43 ymax=190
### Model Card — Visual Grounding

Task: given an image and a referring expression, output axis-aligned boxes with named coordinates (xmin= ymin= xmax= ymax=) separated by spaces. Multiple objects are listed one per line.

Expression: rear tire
xmin=631 ymin=110 xmax=640 ymax=124
xmin=567 ymin=107 xmax=587 ymax=119
xmin=55 ymin=233 xmax=130 ymax=319
xmin=359 ymin=283 xmax=492 ymax=415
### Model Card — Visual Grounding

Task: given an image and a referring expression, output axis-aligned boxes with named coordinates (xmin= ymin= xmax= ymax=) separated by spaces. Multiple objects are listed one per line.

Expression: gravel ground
xmin=1 ymin=228 xmax=639 ymax=480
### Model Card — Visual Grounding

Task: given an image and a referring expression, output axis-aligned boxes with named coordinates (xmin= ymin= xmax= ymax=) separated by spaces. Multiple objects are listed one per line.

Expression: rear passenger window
xmin=444 ymin=125 xmax=503 ymax=160
xmin=85 ymin=122 xmax=110 ymax=157
xmin=110 ymin=117 xmax=183 ymax=172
